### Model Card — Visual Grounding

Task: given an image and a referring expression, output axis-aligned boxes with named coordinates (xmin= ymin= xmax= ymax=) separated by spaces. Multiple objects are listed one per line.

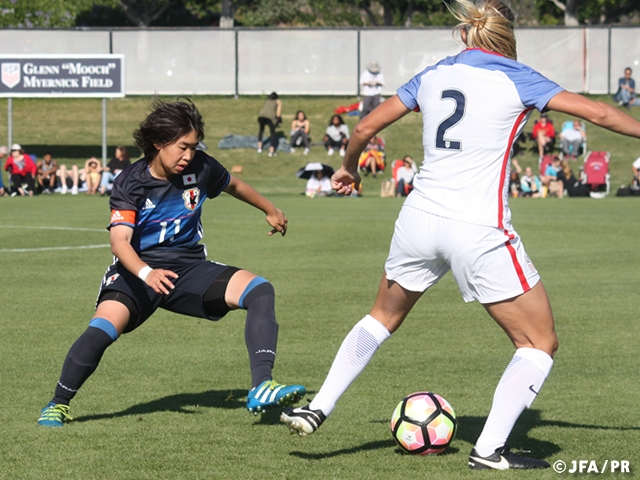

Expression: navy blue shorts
xmin=97 ymin=260 xmax=239 ymax=333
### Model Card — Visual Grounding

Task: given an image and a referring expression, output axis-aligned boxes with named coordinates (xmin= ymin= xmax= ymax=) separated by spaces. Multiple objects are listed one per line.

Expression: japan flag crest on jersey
xmin=183 ymin=173 xmax=197 ymax=185
xmin=182 ymin=187 xmax=200 ymax=210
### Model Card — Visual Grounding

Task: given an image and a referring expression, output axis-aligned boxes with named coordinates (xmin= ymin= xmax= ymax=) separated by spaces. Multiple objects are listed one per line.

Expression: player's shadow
xmin=288 ymin=409 xmax=640 ymax=460
xmin=73 ymin=389 xmax=246 ymax=423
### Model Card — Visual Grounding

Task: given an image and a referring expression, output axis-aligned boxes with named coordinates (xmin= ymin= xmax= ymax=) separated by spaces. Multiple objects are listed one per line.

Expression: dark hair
xmin=116 ymin=145 xmax=130 ymax=161
xmin=295 ymin=110 xmax=306 ymax=120
xmin=133 ymin=98 xmax=205 ymax=159
xmin=268 ymin=92 xmax=279 ymax=100
xmin=329 ymin=114 xmax=344 ymax=126
xmin=43 ymin=151 xmax=52 ymax=157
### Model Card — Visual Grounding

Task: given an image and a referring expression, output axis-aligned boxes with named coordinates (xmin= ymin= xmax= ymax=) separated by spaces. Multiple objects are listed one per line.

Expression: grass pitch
xmin=0 ymin=95 xmax=639 ymax=479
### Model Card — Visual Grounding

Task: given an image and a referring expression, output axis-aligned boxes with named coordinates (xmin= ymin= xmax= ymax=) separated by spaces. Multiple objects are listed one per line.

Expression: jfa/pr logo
xmin=553 ymin=459 xmax=630 ymax=474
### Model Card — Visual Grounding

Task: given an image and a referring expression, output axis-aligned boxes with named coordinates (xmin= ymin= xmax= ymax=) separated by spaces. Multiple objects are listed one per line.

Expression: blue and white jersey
xmin=109 ymin=151 xmax=230 ymax=267
xmin=397 ymin=48 xmax=564 ymax=230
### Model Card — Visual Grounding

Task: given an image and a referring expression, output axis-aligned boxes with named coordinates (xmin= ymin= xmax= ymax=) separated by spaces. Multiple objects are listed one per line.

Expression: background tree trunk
xmin=220 ymin=0 xmax=234 ymax=28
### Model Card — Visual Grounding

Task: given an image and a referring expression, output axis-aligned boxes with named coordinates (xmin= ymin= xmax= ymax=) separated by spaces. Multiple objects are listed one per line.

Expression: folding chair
xmin=581 ymin=151 xmax=610 ymax=198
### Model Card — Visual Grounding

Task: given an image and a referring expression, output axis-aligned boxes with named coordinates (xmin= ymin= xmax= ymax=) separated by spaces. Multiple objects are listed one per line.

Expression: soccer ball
xmin=390 ymin=391 xmax=457 ymax=455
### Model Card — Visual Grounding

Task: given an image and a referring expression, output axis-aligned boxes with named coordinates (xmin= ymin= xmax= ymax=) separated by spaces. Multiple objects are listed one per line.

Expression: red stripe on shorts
xmin=503 ymin=230 xmax=530 ymax=293
xmin=498 ymin=108 xmax=533 ymax=229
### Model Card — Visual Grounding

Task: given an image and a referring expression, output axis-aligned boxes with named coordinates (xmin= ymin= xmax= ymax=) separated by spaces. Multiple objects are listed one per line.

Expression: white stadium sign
xmin=0 ymin=54 xmax=124 ymax=97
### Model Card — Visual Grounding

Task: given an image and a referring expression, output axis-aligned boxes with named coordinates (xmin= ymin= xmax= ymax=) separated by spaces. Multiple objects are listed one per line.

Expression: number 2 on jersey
xmin=436 ymin=89 xmax=466 ymax=150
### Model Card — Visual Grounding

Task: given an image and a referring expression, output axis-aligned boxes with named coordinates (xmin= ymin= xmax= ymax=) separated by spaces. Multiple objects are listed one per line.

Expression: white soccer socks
xmin=309 ymin=315 xmax=391 ymax=417
xmin=474 ymin=347 xmax=553 ymax=457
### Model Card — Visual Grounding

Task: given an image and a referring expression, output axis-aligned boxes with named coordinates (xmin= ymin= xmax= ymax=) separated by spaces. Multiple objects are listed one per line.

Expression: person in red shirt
xmin=531 ymin=114 xmax=556 ymax=160
xmin=4 ymin=143 xmax=36 ymax=196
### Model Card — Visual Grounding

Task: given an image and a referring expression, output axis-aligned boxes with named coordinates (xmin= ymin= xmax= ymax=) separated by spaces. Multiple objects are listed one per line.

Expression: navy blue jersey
xmin=109 ymin=150 xmax=230 ymax=266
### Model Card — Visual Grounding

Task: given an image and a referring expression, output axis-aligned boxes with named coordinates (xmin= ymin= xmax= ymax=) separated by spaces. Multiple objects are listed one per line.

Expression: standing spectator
xmin=99 ymin=146 xmax=131 ymax=196
xmin=532 ymin=114 xmax=555 ymax=160
xmin=614 ymin=67 xmax=635 ymax=108
xmin=36 ymin=152 xmax=58 ymax=194
xmin=0 ymin=145 xmax=8 ymax=196
xmin=360 ymin=61 xmax=385 ymax=117
xmin=4 ymin=144 xmax=36 ymax=196
xmin=290 ymin=110 xmax=310 ymax=154
xmin=324 ymin=114 xmax=349 ymax=156
xmin=559 ymin=120 xmax=586 ymax=159
xmin=257 ymin=92 xmax=282 ymax=157
xmin=520 ymin=166 xmax=542 ymax=198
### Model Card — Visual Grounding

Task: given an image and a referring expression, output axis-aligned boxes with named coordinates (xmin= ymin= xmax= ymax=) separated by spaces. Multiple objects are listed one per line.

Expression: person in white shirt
xmin=323 ymin=114 xmax=350 ymax=156
xmin=559 ymin=120 xmax=586 ymax=158
xmin=360 ymin=61 xmax=385 ymax=117
xmin=281 ymin=0 xmax=640 ymax=470
xmin=305 ymin=170 xmax=333 ymax=198
xmin=394 ymin=155 xmax=417 ymax=197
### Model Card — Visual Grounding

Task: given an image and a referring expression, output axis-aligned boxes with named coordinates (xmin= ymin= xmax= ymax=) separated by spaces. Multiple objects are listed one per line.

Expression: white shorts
xmin=384 ymin=206 xmax=540 ymax=304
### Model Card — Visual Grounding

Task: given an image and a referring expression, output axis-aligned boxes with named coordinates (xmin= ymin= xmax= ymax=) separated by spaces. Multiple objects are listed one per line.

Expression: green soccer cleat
xmin=246 ymin=380 xmax=306 ymax=415
xmin=38 ymin=402 xmax=73 ymax=427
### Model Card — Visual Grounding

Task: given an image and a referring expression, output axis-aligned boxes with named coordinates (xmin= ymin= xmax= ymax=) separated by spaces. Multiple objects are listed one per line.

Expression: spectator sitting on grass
xmin=85 ymin=157 xmax=103 ymax=195
xmin=36 ymin=152 xmax=58 ymax=195
xmin=520 ymin=166 xmax=542 ymax=198
xmin=99 ymin=146 xmax=131 ymax=196
xmin=4 ymin=144 xmax=36 ymax=196
xmin=0 ymin=145 xmax=7 ymax=196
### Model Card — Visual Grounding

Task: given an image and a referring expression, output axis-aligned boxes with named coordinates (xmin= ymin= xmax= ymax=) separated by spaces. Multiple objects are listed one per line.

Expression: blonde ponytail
xmin=448 ymin=0 xmax=517 ymax=60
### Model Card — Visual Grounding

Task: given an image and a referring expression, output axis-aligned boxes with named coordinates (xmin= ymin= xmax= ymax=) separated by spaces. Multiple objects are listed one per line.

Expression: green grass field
xmin=1 ymin=96 xmax=639 ymax=479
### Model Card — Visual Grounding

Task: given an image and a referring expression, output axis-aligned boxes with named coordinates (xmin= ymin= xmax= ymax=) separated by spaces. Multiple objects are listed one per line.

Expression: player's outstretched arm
xmin=547 ymin=91 xmax=640 ymax=138
xmin=223 ymin=176 xmax=287 ymax=236
xmin=333 ymin=95 xmax=411 ymax=195
xmin=110 ymin=225 xmax=178 ymax=294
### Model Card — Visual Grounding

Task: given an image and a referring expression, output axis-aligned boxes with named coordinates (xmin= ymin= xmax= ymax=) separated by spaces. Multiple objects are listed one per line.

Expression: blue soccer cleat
xmin=38 ymin=402 xmax=73 ymax=427
xmin=246 ymin=380 xmax=306 ymax=415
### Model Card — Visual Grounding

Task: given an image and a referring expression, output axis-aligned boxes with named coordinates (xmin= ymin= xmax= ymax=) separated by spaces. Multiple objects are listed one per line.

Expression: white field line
xmin=0 ymin=225 xmax=106 ymax=232
xmin=0 ymin=225 xmax=109 ymax=252
xmin=0 ymin=244 xmax=111 ymax=253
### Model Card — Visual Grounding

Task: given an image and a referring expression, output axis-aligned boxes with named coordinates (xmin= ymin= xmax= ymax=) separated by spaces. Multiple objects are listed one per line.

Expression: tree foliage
xmin=1 ymin=0 xmax=639 ymax=28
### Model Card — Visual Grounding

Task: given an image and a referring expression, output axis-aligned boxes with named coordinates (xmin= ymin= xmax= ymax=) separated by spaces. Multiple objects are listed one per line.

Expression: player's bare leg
xmin=469 ymin=282 xmax=556 ymax=469
xmin=282 ymin=276 xmax=422 ymax=435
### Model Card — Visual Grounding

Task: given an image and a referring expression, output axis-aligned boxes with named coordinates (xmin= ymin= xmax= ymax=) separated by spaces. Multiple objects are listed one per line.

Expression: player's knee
xmin=88 ymin=318 xmax=119 ymax=341
xmin=239 ymin=277 xmax=274 ymax=309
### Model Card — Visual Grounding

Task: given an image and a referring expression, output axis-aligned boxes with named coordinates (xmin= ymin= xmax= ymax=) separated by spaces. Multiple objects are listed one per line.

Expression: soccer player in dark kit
xmin=38 ymin=99 xmax=306 ymax=427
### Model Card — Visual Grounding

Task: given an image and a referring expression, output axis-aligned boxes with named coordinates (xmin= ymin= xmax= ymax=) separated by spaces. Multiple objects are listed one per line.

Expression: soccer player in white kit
xmin=281 ymin=0 xmax=640 ymax=470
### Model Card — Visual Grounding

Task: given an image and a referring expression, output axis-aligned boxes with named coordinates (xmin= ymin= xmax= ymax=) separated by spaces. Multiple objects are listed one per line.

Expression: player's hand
xmin=266 ymin=208 xmax=288 ymax=236
xmin=145 ymin=269 xmax=179 ymax=294
xmin=332 ymin=166 xmax=361 ymax=196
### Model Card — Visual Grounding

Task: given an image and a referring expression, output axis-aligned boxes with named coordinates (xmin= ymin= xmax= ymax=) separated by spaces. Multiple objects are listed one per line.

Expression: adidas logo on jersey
xmin=142 ymin=198 xmax=156 ymax=210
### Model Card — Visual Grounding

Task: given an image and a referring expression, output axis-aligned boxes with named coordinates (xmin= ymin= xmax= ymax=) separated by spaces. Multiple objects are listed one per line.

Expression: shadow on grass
xmin=288 ymin=409 xmax=640 ymax=460
xmin=290 ymin=439 xmax=397 ymax=460
xmin=73 ymin=389 xmax=246 ymax=423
